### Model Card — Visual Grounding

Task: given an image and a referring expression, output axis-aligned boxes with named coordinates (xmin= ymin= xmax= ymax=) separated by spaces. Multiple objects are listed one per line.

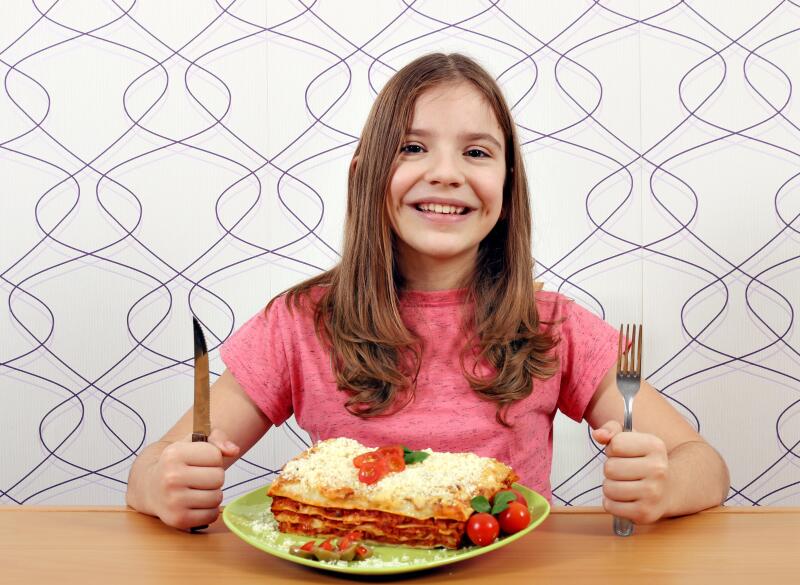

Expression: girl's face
xmin=387 ymin=82 xmax=506 ymax=281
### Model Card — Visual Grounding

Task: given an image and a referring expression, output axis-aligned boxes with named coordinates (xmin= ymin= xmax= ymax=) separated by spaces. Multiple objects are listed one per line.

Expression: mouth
xmin=413 ymin=202 xmax=472 ymax=216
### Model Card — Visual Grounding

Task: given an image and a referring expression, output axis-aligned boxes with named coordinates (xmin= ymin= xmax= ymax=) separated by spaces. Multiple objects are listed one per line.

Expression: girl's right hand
xmin=149 ymin=429 xmax=240 ymax=530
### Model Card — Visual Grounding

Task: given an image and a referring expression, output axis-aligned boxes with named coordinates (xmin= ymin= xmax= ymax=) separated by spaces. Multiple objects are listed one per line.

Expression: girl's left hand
xmin=591 ymin=420 xmax=670 ymax=524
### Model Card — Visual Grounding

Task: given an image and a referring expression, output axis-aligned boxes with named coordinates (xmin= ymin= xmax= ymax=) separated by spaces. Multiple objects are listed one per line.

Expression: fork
xmin=613 ymin=323 xmax=642 ymax=537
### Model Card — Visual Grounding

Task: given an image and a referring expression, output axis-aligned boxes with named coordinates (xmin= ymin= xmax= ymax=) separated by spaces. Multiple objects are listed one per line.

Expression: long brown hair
xmin=273 ymin=52 xmax=558 ymax=425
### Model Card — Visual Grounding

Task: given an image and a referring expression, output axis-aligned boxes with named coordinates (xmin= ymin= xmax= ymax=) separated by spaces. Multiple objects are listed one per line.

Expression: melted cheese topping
xmin=277 ymin=437 xmax=508 ymax=514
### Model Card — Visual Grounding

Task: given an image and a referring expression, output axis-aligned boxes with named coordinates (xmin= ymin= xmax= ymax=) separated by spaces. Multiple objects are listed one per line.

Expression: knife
xmin=191 ymin=316 xmax=210 ymax=532
xmin=192 ymin=316 xmax=211 ymax=442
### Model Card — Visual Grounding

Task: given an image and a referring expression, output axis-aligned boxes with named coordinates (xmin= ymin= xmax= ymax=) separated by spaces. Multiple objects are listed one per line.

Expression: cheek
xmin=388 ymin=167 xmax=415 ymax=208
xmin=476 ymin=171 xmax=506 ymax=211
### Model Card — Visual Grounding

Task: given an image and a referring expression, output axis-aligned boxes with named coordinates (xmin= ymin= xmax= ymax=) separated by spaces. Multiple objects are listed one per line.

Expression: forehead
xmin=409 ymin=81 xmax=503 ymax=138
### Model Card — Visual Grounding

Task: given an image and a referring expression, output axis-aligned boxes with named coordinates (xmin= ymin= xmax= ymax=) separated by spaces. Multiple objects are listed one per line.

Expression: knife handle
xmin=190 ymin=433 xmax=209 ymax=532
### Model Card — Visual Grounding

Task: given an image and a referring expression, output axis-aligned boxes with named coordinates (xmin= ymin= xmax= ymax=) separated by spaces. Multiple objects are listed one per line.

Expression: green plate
xmin=222 ymin=482 xmax=550 ymax=575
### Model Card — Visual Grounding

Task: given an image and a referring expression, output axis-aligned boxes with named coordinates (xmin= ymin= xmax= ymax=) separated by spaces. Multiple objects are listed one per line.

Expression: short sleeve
xmin=219 ymin=299 xmax=293 ymax=426
xmin=556 ymin=300 xmax=619 ymax=422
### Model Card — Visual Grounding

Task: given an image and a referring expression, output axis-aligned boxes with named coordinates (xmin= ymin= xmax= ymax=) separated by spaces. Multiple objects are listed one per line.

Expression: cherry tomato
xmin=358 ymin=458 xmax=388 ymax=484
xmin=381 ymin=451 xmax=406 ymax=472
xmin=466 ymin=513 xmax=500 ymax=546
xmin=376 ymin=445 xmax=404 ymax=459
xmin=353 ymin=451 xmax=382 ymax=468
xmin=491 ymin=488 xmax=528 ymax=507
xmin=497 ymin=501 xmax=531 ymax=535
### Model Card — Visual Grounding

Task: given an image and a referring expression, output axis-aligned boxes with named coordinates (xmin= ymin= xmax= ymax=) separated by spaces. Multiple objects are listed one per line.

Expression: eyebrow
xmin=405 ymin=128 xmax=503 ymax=150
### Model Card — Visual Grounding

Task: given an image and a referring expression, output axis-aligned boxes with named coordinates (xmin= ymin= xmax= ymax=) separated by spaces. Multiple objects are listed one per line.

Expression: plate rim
xmin=222 ymin=481 xmax=550 ymax=575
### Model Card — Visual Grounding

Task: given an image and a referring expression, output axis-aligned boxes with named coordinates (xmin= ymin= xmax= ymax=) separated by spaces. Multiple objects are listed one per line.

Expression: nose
xmin=424 ymin=152 xmax=463 ymax=187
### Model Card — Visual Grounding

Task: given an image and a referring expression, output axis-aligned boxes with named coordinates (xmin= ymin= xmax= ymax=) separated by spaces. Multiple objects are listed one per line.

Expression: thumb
xmin=207 ymin=428 xmax=240 ymax=458
xmin=591 ymin=420 xmax=623 ymax=445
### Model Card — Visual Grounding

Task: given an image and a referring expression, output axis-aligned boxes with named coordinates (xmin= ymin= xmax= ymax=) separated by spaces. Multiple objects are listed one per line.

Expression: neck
xmin=397 ymin=249 xmax=477 ymax=291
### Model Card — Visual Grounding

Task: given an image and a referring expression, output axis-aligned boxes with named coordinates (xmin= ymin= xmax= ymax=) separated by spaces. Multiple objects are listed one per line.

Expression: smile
xmin=414 ymin=202 xmax=471 ymax=215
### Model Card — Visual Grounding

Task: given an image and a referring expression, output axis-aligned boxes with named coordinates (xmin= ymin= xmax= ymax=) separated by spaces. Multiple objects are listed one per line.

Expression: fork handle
xmin=614 ymin=516 xmax=633 ymax=536
xmin=622 ymin=395 xmax=634 ymax=432
xmin=614 ymin=399 xmax=635 ymax=535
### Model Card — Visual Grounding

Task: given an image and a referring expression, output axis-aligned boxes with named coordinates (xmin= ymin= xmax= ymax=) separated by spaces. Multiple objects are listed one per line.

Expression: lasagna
xmin=268 ymin=437 xmax=519 ymax=549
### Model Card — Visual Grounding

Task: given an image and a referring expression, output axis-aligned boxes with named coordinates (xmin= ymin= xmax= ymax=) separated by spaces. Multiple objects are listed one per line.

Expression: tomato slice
xmin=358 ymin=458 xmax=388 ymax=484
xmin=353 ymin=451 xmax=382 ymax=469
xmin=319 ymin=537 xmax=336 ymax=551
xmin=300 ymin=540 xmax=315 ymax=552
xmin=382 ymin=451 xmax=405 ymax=472
xmin=376 ymin=445 xmax=404 ymax=459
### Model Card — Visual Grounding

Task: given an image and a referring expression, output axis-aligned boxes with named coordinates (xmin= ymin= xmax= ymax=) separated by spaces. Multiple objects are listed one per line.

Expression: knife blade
xmin=191 ymin=316 xmax=211 ymax=533
xmin=192 ymin=316 xmax=210 ymax=442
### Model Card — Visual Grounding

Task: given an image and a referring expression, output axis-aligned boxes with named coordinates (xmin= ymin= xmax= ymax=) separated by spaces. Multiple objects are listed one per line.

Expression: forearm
xmin=125 ymin=440 xmax=171 ymax=517
xmin=664 ymin=440 xmax=730 ymax=518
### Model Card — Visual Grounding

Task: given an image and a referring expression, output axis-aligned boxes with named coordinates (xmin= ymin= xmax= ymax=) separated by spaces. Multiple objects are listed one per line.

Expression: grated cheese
xmin=279 ymin=437 xmax=502 ymax=508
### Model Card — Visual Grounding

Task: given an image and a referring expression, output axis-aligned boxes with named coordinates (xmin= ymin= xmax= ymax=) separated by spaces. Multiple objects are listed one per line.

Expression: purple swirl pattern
xmin=1 ymin=1 xmax=798 ymax=506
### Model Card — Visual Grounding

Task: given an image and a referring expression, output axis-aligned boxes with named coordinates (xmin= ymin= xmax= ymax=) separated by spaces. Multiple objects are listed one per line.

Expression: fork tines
xmin=617 ymin=323 xmax=643 ymax=376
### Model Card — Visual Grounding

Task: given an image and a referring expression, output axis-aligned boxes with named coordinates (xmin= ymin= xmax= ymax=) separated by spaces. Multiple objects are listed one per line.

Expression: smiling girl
xmin=126 ymin=53 xmax=729 ymax=531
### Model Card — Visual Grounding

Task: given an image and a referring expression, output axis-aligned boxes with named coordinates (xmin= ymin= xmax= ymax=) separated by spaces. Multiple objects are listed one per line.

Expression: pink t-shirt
xmin=220 ymin=288 xmax=618 ymax=501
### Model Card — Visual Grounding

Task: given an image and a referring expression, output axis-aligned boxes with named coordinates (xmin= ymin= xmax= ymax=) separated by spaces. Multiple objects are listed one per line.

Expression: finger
xmin=604 ymin=456 xmax=648 ymax=481
xmin=182 ymin=442 xmax=225 ymax=467
xmin=591 ymin=420 xmax=622 ymax=445
xmin=161 ymin=506 xmax=220 ymax=531
xmin=602 ymin=498 xmax=662 ymax=525
xmin=605 ymin=432 xmax=662 ymax=458
xmin=182 ymin=465 xmax=225 ymax=490
xmin=602 ymin=497 xmax=637 ymax=521
xmin=602 ymin=479 xmax=642 ymax=502
xmin=208 ymin=428 xmax=240 ymax=458
xmin=183 ymin=488 xmax=224 ymax=510
xmin=161 ymin=441 xmax=223 ymax=470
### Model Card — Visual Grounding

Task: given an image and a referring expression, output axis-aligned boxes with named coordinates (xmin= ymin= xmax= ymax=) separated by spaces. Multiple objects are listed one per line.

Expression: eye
xmin=400 ymin=144 xmax=424 ymax=154
xmin=465 ymin=148 xmax=489 ymax=158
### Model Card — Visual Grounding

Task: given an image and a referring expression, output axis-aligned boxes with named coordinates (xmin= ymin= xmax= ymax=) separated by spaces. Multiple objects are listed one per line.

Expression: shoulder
xmin=533 ymin=289 xmax=572 ymax=321
xmin=534 ymin=290 xmax=611 ymax=335
xmin=269 ymin=285 xmax=329 ymax=317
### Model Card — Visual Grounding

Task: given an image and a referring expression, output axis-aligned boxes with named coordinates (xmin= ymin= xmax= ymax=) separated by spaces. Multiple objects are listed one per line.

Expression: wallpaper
xmin=2 ymin=1 xmax=799 ymax=506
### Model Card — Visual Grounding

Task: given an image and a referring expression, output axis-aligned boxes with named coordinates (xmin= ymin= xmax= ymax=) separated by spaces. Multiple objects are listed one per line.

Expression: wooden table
xmin=2 ymin=506 xmax=798 ymax=584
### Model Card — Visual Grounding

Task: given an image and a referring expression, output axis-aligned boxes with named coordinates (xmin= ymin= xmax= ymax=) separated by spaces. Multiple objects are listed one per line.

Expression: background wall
xmin=2 ymin=0 xmax=799 ymax=507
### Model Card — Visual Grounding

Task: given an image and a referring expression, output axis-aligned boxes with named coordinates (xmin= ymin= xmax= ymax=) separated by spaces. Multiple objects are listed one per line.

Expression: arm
xmin=125 ymin=369 xmax=272 ymax=529
xmin=584 ymin=365 xmax=730 ymax=523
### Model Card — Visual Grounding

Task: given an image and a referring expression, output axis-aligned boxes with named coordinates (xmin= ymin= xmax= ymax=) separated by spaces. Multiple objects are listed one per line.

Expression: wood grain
xmin=1 ymin=506 xmax=798 ymax=584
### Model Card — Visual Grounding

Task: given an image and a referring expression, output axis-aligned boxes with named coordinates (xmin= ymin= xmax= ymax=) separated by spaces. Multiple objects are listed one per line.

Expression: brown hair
xmin=272 ymin=52 xmax=558 ymax=425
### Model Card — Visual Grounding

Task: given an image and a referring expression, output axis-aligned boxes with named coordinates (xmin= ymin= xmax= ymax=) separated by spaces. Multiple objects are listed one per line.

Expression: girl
xmin=126 ymin=53 xmax=729 ymax=531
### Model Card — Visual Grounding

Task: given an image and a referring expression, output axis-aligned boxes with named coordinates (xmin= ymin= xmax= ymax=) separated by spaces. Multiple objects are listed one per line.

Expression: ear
xmin=350 ymin=155 xmax=359 ymax=175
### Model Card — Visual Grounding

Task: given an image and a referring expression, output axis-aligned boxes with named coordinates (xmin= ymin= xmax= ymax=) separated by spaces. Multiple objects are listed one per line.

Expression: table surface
xmin=2 ymin=506 xmax=798 ymax=585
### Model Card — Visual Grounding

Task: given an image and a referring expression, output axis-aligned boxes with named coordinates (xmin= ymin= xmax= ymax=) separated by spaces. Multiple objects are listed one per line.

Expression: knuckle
xmin=653 ymin=460 xmax=668 ymax=479
xmin=161 ymin=447 xmax=179 ymax=466
xmin=163 ymin=470 xmax=182 ymax=489
xmin=212 ymin=468 xmax=225 ymax=487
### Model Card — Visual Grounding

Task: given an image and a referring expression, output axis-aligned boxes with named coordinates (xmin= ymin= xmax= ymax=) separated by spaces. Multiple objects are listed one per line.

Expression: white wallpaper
xmin=2 ymin=1 xmax=799 ymax=506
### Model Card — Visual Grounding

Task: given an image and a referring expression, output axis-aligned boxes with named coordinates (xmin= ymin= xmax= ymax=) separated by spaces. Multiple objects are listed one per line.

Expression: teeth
xmin=416 ymin=202 xmax=467 ymax=215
